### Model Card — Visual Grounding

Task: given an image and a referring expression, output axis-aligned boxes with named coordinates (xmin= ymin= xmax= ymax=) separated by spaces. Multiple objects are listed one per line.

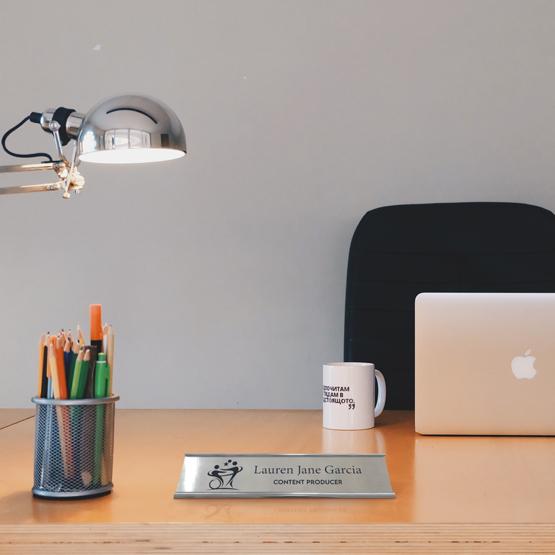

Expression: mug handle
xmin=374 ymin=369 xmax=386 ymax=418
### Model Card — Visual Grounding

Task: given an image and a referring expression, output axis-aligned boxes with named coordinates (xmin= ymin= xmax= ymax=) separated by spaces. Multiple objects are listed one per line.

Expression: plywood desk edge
xmin=1 ymin=523 xmax=555 ymax=554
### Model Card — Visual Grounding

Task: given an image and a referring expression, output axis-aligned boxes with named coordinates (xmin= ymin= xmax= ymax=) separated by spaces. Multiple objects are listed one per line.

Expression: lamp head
xmin=0 ymin=94 xmax=186 ymax=198
xmin=76 ymin=95 xmax=186 ymax=164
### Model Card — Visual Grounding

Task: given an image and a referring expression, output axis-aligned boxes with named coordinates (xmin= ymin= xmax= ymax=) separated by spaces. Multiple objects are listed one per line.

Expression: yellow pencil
xmin=45 ymin=333 xmax=51 ymax=381
xmin=37 ymin=334 xmax=46 ymax=397
xmin=76 ymin=324 xmax=85 ymax=347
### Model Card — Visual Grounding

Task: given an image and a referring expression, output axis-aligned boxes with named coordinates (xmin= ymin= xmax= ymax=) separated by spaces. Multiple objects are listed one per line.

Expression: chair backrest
xmin=344 ymin=202 xmax=555 ymax=409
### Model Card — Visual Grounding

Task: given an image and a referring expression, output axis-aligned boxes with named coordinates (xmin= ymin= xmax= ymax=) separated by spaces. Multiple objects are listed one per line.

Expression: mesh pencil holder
xmin=31 ymin=395 xmax=119 ymax=499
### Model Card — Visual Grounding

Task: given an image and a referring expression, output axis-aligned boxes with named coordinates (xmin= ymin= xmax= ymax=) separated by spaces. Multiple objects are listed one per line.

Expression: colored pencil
xmin=93 ymin=353 xmax=110 ymax=486
xmin=106 ymin=325 xmax=114 ymax=395
xmin=70 ymin=341 xmax=79 ymax=385
xmin=80 ymin=349 xmax=95 ymax=487
xmin=63 ymin=338 xmax=72 ymax=390
xmin=37 ymin=334 xmax=48 ymax=398
xmin=49 ymin=337 xmax=67 ymax=400
xmin=48 ymin=341 xmax=73 ymax=478
xmin=70 ymin=348 xmax=87 ymax=400
xmin=76 ymin=324 xmax=85 ymax=347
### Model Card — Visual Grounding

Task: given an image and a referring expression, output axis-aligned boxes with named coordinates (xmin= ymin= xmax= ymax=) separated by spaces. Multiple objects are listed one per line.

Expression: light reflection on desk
xmin=414 ymin=434 xmax=555 ymax=522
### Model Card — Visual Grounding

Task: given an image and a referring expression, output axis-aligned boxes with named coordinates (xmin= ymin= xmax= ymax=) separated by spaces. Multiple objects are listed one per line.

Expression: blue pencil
xmin=63 ymin=339 xmax=73 ymax=388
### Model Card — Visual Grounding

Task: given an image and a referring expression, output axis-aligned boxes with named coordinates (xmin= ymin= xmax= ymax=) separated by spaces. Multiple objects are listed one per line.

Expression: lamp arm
xmin=0 ymin=181 xmax=63 ymax=195
xmin=0 ymin=161 xmax=63 ymax=174
xmin=0 ymin=160 xmax=83 ymax=197
xmin=0 ymin=162 xmax=63 ymax=194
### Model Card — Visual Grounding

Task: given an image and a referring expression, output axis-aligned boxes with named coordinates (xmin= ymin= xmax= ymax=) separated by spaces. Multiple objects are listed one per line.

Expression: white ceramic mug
xmin=322 ymin=362 xmax=386 ymax=430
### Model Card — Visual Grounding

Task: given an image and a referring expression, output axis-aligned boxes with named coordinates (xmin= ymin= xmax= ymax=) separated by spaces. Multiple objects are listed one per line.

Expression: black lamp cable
xmin=1 ymin=114 xmax=53 ymax=163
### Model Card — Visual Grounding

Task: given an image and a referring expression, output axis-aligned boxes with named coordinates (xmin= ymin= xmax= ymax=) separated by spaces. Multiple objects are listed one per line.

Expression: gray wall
xmin=2 ymin=0 xmax=555 ymax=407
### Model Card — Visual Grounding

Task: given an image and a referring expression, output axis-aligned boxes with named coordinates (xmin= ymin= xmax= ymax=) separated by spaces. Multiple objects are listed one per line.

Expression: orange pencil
xmin=54 ymin=336 xmax=68 ymax=399
xmin=48 ymin=339 xmax=74 ymax=478
xmin=45 ymin=334 xmax=51 ymax=381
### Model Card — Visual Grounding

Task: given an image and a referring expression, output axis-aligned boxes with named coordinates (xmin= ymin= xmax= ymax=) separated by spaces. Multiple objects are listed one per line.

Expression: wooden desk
xmin=1 ymin=409 xmax=555 ymax=553
xmin=0 ymin=408 xmax=33 ymax=430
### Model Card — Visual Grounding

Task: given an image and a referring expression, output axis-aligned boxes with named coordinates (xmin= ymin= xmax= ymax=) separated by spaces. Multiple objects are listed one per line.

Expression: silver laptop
xmin=415 ymin=293 xmax=555 ymax=435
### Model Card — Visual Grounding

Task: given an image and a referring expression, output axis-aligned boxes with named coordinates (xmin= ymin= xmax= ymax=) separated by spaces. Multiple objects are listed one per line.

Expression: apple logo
xmin=511 ymin=349 xmax=537 ymax=380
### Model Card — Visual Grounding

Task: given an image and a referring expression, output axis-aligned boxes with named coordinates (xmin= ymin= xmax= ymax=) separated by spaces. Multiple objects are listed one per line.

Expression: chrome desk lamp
xmin=0 ymin=95 xmax=186 ymax=198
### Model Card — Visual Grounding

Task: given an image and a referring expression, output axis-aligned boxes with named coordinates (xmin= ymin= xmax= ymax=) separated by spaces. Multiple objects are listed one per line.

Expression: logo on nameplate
xmin=207 ymin=459 xmax=243 ymax=490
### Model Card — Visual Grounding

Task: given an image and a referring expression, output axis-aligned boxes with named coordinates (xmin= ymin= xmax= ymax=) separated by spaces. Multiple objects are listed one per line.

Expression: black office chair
xmin=344 ymin=202 xmax=555 ymax=409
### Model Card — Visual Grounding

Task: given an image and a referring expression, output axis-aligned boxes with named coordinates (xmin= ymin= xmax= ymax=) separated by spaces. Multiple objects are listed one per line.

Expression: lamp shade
xmin=77 ymin=95 xmax=186 ymax=164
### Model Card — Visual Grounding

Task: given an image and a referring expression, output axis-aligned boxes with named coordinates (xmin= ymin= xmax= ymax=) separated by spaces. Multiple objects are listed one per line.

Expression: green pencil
xmin=69 ymin=349 xmax=87 ymax=399
xmin=93 ymin=353 xmax=110 ymax=486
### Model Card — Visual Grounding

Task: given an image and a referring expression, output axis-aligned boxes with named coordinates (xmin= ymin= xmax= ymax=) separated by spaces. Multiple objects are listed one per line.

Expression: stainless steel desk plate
xmin=175 ymin=453 xmax=395 ymax=499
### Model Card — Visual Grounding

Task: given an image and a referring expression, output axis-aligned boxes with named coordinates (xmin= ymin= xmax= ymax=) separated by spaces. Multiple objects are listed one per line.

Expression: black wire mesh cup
xmin=31 ymin=395 xmax=119 ymax=499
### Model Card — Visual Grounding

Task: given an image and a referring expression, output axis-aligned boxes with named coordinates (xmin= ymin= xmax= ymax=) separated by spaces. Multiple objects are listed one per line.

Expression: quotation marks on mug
xmin=322 ymin=385 xmax=356 ymax=410
xmin=207 ymin=459 xmax=244 ymax=490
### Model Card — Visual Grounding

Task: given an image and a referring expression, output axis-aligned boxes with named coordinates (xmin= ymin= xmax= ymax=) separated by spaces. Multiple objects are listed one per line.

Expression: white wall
xmin=2 ymin=0 xmax=555 ymax=407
